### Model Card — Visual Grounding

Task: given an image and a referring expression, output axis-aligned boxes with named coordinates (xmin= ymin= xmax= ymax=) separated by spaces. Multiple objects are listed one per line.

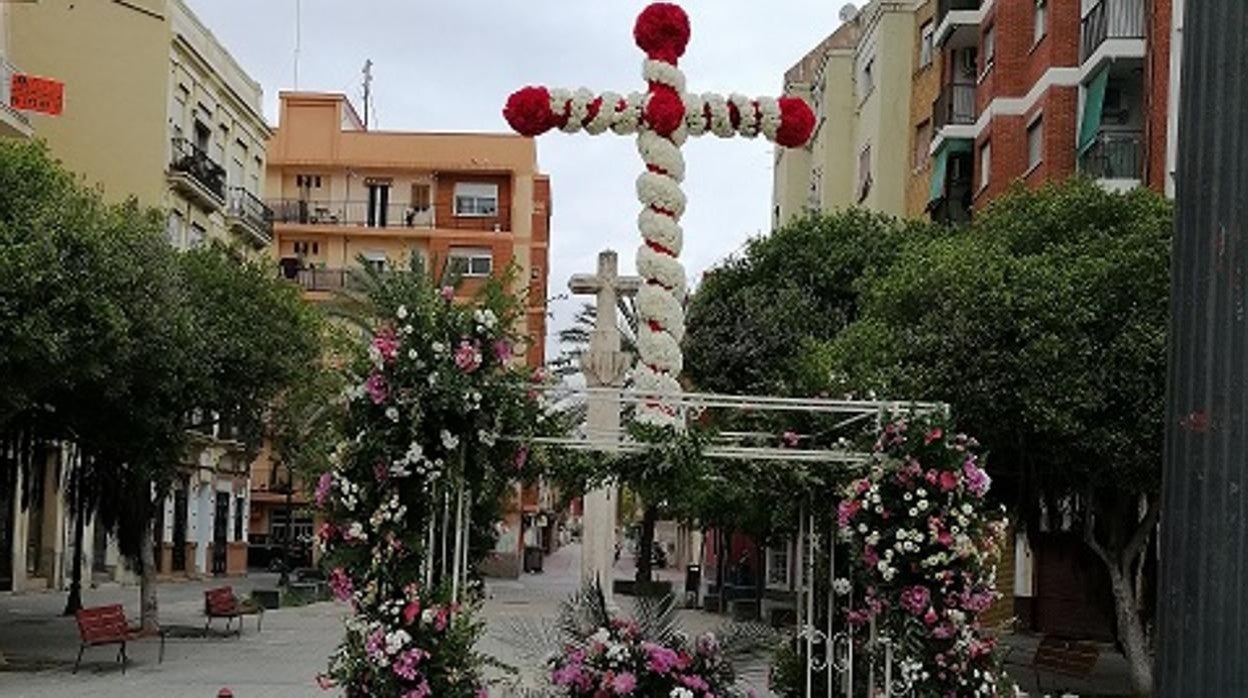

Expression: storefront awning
xmin=1078 ymin=66 xmax=1110 ymax=153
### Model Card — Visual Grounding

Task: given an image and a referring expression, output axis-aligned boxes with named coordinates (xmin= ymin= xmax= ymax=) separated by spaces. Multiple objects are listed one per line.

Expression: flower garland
xmin=501 ymin=2 xmax=816 ymax=427
xmin=837 ymin=418 xmax=1011 ymax=697
xmin=316 ymin=273 xmax=546 ymax=697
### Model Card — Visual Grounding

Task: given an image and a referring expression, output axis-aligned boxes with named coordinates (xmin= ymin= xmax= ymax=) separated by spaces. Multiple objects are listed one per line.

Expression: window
xmin=982 ymin=25 xmax=996 ymax=74
xmin=189 ymin=222 xmax=206 ymax=247
xmin=269 ymin=510 xmax=314 ymax=543
xmin=1034 ymin=0 xmax=1048 ymax=45
xmin=914 ymin=119 xmax=932 ymax=169
xmin=1027 ymin=117 xmax=1044 ymax=170
xmin=366 ymin=179 xmax=391 ymax=227
xmin=979 ymin=140 xmax=992 ymax=189
xmin=453 ymin=182 xmax=499 ymax=217
xmin=919 ymin=21 xmax=934 ymax=69
xmin=448 ymin=247 xmax=493 ymax=277
xmin=296 ymin=174 xmax=323 ymax=189
xmin=857 ymin=144 xmax=872 ymax=202
xmin=765 ymin=541 xmax=791 ymax=589
xmin=233 ymin=495 xmax=244 ymax=542
xmin=293 ymin=240 xmax=320 ymax=256
xmin=410 ymin=183 xmax=431 ymax=212
xmin=361 ymin=250 xmax=387 ymax=273
xmin=166 ymin=211 xmax=185 ymax=247
xmin=859 ymin=56 xmax=876 ymax=101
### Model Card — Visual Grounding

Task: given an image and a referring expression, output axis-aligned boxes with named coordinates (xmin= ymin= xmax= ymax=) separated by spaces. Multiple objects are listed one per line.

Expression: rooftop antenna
xmin=293 ymin=0 xmax=302 ymax=89
xmin=362 ymin=59 xmax=374 ymax=129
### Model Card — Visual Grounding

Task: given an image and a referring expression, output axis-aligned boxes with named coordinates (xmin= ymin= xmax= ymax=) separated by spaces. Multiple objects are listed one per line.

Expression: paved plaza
xmin=0 ymin=546 xmax=775 ymax=698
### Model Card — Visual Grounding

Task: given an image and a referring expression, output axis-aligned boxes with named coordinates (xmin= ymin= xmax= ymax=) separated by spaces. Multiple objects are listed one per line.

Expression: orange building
xmin=249 ymin=91 xmax=553 ymax=577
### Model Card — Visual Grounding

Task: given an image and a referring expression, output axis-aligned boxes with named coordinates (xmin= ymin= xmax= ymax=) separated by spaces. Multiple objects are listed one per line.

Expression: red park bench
xmin=73 ymin=604 xmax=164 ymax=674
xmin=204 ymin=586 xmax=264 ymax=634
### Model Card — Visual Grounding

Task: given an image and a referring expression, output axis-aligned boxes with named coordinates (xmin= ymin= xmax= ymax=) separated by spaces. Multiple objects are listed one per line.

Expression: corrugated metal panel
xmin=1157 ymin=0 xmax=1248 ymax=693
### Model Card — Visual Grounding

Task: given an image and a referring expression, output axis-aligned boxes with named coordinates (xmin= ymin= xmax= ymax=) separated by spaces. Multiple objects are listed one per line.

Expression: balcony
xmin=168 ymin=138 xmax=226 ymax=211
xmin=226 ymin=187 xmax=274 ymax=248
xmin=934 ymin=0 xmax=983 ymax=49
xmin=933 ymin=83 xmax=977 ymax=130
xmin=269 ymin=198 xmax=434 ymax=229
xmin=286 ymin=266 xmax=350 ymax=293
xmin=0 ymin=57 xmax=34 ymax=138
xmin=1079 ymin=130 xmax=1143 ymax=185
xmin=1081 ymin=0 xmax=1146 ymax=69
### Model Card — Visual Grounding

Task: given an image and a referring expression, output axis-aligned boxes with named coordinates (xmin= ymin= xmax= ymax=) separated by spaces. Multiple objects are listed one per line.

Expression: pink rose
xmin=939 ymin=470 xmax=959 ymax=492
xmin=492 ymin=339 xmax=513 ymax=363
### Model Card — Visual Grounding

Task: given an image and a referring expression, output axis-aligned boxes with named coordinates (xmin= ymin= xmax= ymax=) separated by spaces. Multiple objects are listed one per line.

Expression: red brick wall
xmin=1145 ymin=0 xmax=1173 ymax=193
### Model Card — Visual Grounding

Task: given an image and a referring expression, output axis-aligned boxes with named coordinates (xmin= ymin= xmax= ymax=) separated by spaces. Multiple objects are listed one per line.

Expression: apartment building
xmin=922 ymin=0 xmax=1174 ymax=224
xmin=773 ymin=1 xmax=917 ymax=227
xmin=5 ymin=0 xmax=272 ymax=584
xmin=259 ymin=91 xmax=554 ymax=577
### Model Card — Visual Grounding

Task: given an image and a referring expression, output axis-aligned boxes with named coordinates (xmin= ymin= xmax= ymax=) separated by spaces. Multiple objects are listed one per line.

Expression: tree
xmin=685 ymin=208 xmax=921 ymax=396
xmin=811 ymin=180 xmax=1171 ymax=694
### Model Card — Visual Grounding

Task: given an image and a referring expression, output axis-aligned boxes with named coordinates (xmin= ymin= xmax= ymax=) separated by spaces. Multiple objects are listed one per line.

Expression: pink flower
xmin=440 ymin=286 xmax=455 ymax=301
xmin=316 ymin=522 xmax=336 ymax=545
xmin=864 ymin=546 xmax=879 ymax=568
xmin=513 ymin=445 xmax=529 ymax=472
xmin=365 ymin=372 xmax=388 ymax=404
xmin=393 ymin=647 xmax=428 ymax=680
xmin=328 ymin=567 xmax=353 ymax=603
xmin=939 ymin=470 xmax=960 ymax=493
xmin=373 ymin=461 xmax=389 ymax=483
xmin=454 ymin=340 xmax=482 ymax=373
xmin=900 ymin=585 xmax=932 ymax=615
xmin=403 ymin=599 xmax=422 ymax=625
xmin=492 ymin=339 xmax=513 ymax=363
xmin=434 ymin=607 xmax=449 ymax=631
xmin=781 ymin=430 xmax=800 ymax=448
xmin=923 ymin=607 xmax=939 ymax=625
xmin=837 ymin=499 xmax=861 ymax=528
xmin=314 ymin=471 xmax=333 ymax=507
xmin=963 ymin=457 xmax=991 ymax=497
xmin=315 ymin=674 xmax=334 ymax=690
xmin=643 ymin=643 xmax=681 ymax=674
xmin=611 ymin=671 xmax=637 ymax=694
xmin=924 ymin=427 xmax=944 ymax=445
xmin=400 ymin=679 xmax=431 ymax=698
xmin=371 ymin=327 xmax=400 ymax=362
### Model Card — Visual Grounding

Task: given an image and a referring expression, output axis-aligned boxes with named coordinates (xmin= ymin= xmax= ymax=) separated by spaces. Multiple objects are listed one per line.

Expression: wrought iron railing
xmin=933 ymin=82 xmax=977 ymax=130
xmin=1081 ymin=0 xmax=1146 ymax=61
xmin=1080 ymin=130 xmax=1143 ymax=180
xmin=268 ymin=198 xmax=434 ymax=228
xmin=169 ymin=138 xmax=226 ymax=201
xmin=227 ymin=187 xmax=274 ymax=242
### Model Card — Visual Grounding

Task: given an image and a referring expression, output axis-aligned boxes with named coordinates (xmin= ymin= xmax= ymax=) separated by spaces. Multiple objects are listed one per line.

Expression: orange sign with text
xmin=10 ymin=73 xmax=64 ymax=116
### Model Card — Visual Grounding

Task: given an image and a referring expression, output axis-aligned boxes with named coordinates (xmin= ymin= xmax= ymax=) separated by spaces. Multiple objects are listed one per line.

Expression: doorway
xmin=212 ymin=491 xmax=229 ymax=575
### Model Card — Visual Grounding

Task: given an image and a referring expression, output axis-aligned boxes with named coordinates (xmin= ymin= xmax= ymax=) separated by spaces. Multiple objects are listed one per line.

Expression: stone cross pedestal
xmin=569 ymin=250 xmax=641 ymax=605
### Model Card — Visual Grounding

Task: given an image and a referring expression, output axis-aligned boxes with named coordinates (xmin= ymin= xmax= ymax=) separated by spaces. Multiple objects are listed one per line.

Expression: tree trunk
xmin=635 ymin=504 xmax=658 ymax=584
xmin=139 ymin=519 xmax=159 ymax=633
xmin=1108 ymin=564 xmax=1154 ymax=696
xmin=62 ymin=472 xmax=85 ymax=616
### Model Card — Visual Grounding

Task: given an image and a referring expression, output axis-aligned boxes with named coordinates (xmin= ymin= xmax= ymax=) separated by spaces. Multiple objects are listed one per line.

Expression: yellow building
xmin=259 ymin=91 xmax=554 ymax=577
xmin=0 ymin=4 xmax=34 ymax=140
xmin=6 ymin=0 xmax=272 ymax=583
xmin=773 ymin=1 xmax=920 ymax=226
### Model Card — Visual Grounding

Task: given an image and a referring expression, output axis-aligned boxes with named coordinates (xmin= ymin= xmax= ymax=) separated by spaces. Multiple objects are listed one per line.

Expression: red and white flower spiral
xmin=501 ymin=2 xmax=817 ymax=427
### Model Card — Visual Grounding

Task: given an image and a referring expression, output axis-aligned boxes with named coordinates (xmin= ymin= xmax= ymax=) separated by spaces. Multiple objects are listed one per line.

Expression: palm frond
xmin=633 ymin=592 xmax=681 ymax=645
xmin=705 ymin=621 xmax=782 ymax=660
xmin=556 ymin=581 xmax=614 ymax=646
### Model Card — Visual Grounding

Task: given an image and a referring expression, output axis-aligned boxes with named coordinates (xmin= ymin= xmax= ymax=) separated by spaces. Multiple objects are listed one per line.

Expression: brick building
xmin=923 ymin=0 xmax=1175 ymax=224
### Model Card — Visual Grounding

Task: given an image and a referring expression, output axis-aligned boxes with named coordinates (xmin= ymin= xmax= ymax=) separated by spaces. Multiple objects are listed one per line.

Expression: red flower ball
xmin=634 ymin=3 xmax=691 ymax=64
xmin=775 ymin=96 xmax=816 ymax=148
xmin=644 ymin=86 xmax=685 ymax=137
xmin=503 ymin=86 xmax=556 ymax=137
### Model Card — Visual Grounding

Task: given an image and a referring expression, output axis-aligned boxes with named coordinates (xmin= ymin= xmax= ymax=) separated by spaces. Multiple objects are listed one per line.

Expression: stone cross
xmin=569 ymin=250 xmax=641 ymax=603
xmin=505 ymin=2 xmax=816 ymax=426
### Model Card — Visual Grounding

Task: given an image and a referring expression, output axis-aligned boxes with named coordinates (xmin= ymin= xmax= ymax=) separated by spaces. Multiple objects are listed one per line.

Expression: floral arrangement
xmin=502 ymin=2 xmax=816 ymax=428
xmin=546 ymin=587 xmax=746 ymax=698
xmin=315 ymin=267 xmax=546 ymax=697
xmin=836 ymin=417 xmax=1010 ymax=696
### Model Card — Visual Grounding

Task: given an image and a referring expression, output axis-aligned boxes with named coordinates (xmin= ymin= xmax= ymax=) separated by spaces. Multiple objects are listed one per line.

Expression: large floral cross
xmin=504 ymin=2 xmax=815 ymax=427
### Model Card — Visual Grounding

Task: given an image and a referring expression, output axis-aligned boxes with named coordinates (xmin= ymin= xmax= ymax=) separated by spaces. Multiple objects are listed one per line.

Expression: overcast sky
xmin=184 ymin=0 xmax=846 ymax=360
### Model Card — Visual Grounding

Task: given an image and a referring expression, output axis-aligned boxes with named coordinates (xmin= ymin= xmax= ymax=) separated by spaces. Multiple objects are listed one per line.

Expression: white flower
xmin=402 ymin=324 xmax=413 ymax=336
xmin=917 ymin=499 xmax=930 ymax=511
xmin=857 ymin=524 xmax=868 ymax=534
xmin=917 ymin=488 xmax=928 ymax=497
xmin=832 ymin=578 xmax=852 ymax=595
xmin=670 ymin=688 xmax=694 ymax=698
xmin=396 ymin=305 xmax=409 ymax=320
xmin=908 ymin=508 xmax=918 ymax=517
xmin=903 ymin=492 xmax=913 ymax=501
xmin=478 ymin=430 xmax=497 ymax=447
xmin=441 ymin=430 xmax=459 ymax=450
xmin=385 ymin=407 xmax=399 ymax=422
xmin=432 ymin=342 xmax=445 ymax=355
xmin=407 ymin=348 xmax=418 ymax=360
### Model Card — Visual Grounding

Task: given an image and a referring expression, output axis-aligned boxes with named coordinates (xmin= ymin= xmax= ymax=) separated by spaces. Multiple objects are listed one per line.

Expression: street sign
xmin=10 ymin=73 xmax=63 ymax=116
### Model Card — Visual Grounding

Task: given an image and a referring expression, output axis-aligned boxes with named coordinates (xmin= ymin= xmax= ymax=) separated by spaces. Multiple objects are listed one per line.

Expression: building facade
xmin=5 ymin=0 xmax=271 ymax=586
xmin=259 ymin=91 xmax=554 ymax=577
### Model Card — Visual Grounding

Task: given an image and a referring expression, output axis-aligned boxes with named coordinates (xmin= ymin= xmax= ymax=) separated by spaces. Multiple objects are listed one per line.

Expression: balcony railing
xmin=936 ymin=0 xmax=980 ymax=27
xmin=169 ymin=138 xmax=226 ymax=202
xmin=1081 ymin=0 xmax=1145 ymax=61
xmin=227 ymin=187 xmax=274 ymax=244
xmin=289 ymin=267 xmax=350 ymax=292
xmin=1079 ymin=130 xmax=1143 ymax=180
xmin=269 ymin=198 xmax=433 ymax=229
xmin=933 ymin=82 xmax=977 ymax=130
